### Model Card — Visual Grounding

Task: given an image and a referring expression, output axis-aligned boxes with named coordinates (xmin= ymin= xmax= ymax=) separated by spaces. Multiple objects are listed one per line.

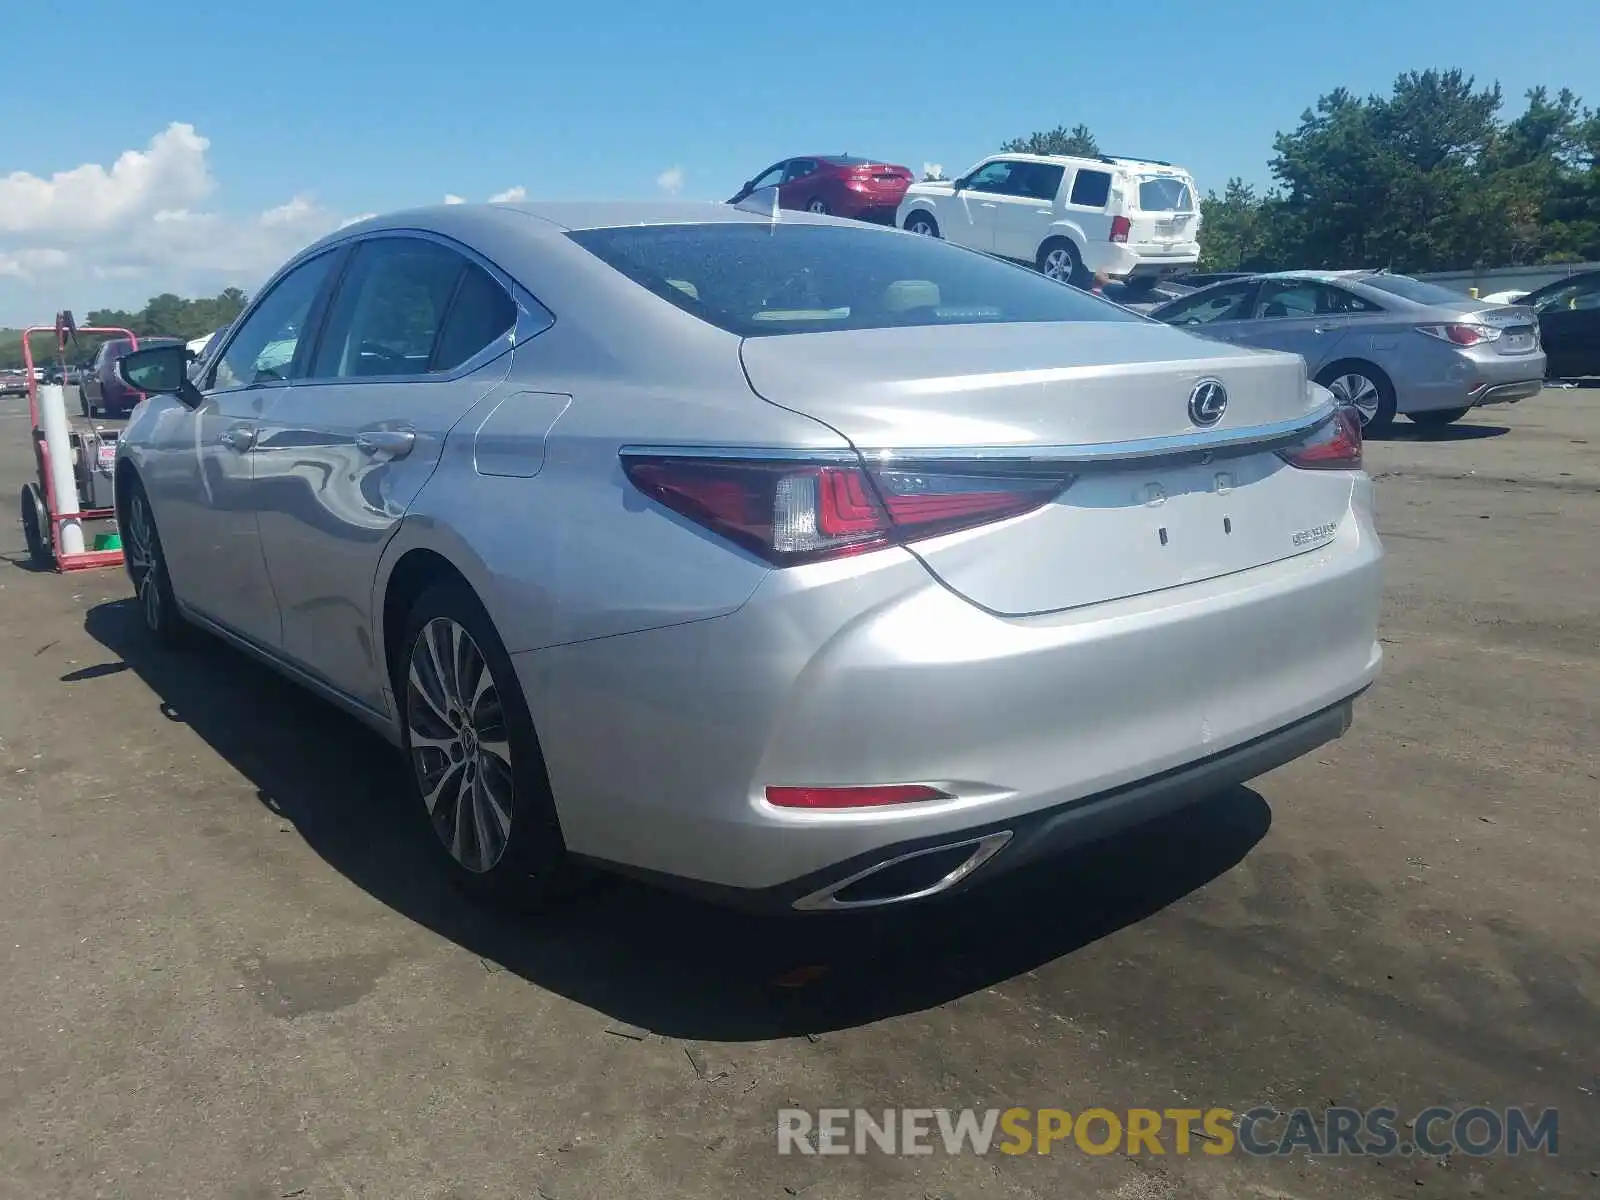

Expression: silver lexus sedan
xmin=113 ymin=201 xmax=1383 ymax=912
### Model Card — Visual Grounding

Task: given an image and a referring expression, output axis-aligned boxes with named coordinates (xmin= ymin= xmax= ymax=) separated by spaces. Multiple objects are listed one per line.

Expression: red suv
xmin=728 ymin=155 xmax=914 ymax=224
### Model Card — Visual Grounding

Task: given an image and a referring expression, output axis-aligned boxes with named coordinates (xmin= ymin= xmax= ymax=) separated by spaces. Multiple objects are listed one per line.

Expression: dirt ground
xmin=0 ymin=388 xmax=1595 ymax=1200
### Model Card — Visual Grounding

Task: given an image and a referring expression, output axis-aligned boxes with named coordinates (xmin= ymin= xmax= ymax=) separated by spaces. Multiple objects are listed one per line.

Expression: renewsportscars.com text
xmin=777 ymin=1106 xmax=1559 ymax=1158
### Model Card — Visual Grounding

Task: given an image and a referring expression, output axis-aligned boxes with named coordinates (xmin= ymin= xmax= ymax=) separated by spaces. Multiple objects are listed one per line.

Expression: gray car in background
xmin=1148 ymin=271 xmax=1546 ymax=432
xmin=111 ymin=202 xmax=1382 ymax=913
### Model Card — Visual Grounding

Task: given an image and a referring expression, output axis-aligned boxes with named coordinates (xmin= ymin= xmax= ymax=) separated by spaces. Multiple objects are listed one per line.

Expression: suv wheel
xmin=1038 ymin=239 xmax=1084 ymax=286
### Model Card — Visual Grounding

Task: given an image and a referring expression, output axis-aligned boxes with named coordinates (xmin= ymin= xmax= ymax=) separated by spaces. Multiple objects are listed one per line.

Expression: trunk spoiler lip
xmin=619 ymin=402 xmax=1339 ymax=472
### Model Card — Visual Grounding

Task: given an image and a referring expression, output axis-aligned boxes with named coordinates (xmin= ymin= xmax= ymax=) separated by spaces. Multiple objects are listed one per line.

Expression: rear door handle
xmin=355 ymin=427 xmax=416 ymax=459
xmin=218 ymin=425 xmax=256 ymax=452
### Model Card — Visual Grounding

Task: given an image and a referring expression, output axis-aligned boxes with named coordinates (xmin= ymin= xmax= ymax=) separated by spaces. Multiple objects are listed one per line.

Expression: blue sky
xmin=1 ymin=0 xmax=1596 ymax=322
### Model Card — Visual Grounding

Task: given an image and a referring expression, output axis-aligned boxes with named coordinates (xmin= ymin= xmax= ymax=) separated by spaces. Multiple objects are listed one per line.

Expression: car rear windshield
xmin=565 ymin=222 xmax=1139 ymax=337
xmin=1357 ymin=275 xmax=1474 ymax=307
xmin=1137 ymin=176 xmax=1194 ymax=212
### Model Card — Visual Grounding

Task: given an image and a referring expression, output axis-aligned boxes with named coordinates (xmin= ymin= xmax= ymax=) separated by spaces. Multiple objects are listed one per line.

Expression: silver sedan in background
xmin=1148 ymin=270 xmax=1546 ymax=433
xmin=113 ymin=202 xmax=1382 ymax=913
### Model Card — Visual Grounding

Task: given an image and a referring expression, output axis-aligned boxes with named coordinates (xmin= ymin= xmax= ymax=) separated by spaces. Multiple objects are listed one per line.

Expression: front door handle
xmin=218 ymin=425 xmax=256 ymax=452
xmin=355 ymin=427 xmax=416 ymax=459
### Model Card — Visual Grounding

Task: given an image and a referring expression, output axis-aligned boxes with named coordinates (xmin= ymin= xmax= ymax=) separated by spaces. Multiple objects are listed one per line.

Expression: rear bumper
xmin=1089 ymin=241 xmax=1200 ymax=280
xmin=516 ymin=496 xmax=1384 ymax=906
xmin=1402 ymin=349 xmax=1546 ymax=413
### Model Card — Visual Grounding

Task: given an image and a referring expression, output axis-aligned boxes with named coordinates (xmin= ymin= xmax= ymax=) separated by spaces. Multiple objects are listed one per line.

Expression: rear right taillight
xmin=1278 ymin=408 xmax=1363 ymax=471
xmin=1418 ymin=322 xmax=1500 ymax=347
xmin=1110 ymin=216 xmax=1131 ymax=244
xmin=621 ymin=454 xmax=1071 ymax=565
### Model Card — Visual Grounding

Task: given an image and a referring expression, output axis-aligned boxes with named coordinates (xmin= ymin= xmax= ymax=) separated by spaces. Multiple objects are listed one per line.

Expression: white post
xmin=36 ymin=384 xmax=85 ymax=557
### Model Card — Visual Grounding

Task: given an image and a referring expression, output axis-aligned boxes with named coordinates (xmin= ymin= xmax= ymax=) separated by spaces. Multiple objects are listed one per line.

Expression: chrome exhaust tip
xmin=792 ymin=831 xmax=1013 ymax=911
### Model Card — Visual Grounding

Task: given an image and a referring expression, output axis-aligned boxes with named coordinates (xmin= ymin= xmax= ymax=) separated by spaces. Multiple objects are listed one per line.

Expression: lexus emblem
xmin=1188 ymin=379 xmax=1228 ymax=426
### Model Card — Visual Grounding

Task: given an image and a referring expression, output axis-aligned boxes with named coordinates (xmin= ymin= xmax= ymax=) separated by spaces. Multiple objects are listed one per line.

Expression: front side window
xmin=1154 ymin=280 xmax=1258 ymax=325
xmin=312 ymin=239 xmax=464 ymax=379
xmin=963 ymin=161 xmax=1022 ymax=195
xmin=566 ymin=222 xmax=1140 ymax=337
xmin=748 ymin=163 xmax=787 ymax=192
xmin=1069 ymin=169 xmax=1112 ymax=208
xmin=211 ymin=252 xmax=337 ymax=390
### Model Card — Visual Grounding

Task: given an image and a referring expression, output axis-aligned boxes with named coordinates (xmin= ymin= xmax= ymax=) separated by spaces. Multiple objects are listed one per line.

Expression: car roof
xmin=324 ymin=199 xmax=835 ymax=243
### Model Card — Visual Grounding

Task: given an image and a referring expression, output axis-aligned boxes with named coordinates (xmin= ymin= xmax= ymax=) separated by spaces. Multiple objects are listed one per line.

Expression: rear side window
xmin=1137 ymin=177 xmax=1194 ymax=212
xmin=1069 ymin=170 xmax=1112 ymax=208
xmin=566 ymin=222 xmax=1139 ymax=337
xmin=312 ymin=238 xmax=464 ymax=379
xmin=433 ymin=264 xmax=520 ymax=371
xmin=1017 ymin=163 xmax=1064 ymax=202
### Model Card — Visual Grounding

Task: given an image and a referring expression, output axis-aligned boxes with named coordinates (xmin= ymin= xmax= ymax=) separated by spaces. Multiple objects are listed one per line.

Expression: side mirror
xmin=118 ymin=343 xmax=201 ymax=408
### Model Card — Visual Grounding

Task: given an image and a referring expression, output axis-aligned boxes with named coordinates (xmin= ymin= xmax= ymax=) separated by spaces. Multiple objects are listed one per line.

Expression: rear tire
xmin=1037 ymin=238 xmax=1087 ymax=287
xmin=1408 ymin=407 xmax=1471 ymax=428
xmin=903 ymin=212 xmax=939 ymax=238
xmin=395 ymin=578 xmax=580 ymax=908
xmin=20 ymin=483 xmax=51 ymax=569
xmin=1316 ymin=361 xmax=1397 ymax=435
xmin=806 ymin=197 xmax=830 ymax=215
xmin=121 ymin=478 xmax=189 ymax=647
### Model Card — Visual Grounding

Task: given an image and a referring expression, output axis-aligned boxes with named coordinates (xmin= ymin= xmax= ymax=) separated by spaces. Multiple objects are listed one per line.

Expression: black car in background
xmin=1520 ymin=270 xmax=1600 ymax=380
xmin=79 ymin=335 xmax=183 ymax=417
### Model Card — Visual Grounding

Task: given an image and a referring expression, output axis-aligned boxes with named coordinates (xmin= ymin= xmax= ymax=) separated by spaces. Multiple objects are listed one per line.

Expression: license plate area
xmin=1500 ymin=331 xmax=1535 ymax=352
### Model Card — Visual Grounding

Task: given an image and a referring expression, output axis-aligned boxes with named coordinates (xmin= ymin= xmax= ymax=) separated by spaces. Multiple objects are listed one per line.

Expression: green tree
xmin=1001 ymin=123 xmax=1101 ymax=157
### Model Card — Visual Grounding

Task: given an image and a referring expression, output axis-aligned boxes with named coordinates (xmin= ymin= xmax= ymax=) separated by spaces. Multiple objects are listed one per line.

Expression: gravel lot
xmin=0 ymin=388 xmax=1595 ymax=1199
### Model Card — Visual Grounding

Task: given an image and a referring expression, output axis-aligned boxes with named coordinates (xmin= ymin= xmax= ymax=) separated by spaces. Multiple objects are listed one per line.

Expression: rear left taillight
xmin=621 ymin=455 xmax=1070 ymax=565
xmin=1110 ymin=216 xmax=1131 ymax=244
xmin=1418 ymin=322 xmax=1500 ymax=347
xmin=1278 ymin=408 xmax=1363 ymax=471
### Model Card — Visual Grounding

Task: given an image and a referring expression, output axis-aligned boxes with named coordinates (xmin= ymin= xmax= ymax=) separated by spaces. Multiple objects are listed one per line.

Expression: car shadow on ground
xmin=84 ymin=597 xmax=1271 ymax=1041
xmin=1374 ymin=421 xmax=1510 ymax=442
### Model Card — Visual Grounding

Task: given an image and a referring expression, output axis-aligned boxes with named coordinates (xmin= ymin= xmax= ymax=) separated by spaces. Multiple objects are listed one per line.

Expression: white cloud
xmin=0 ymin=122 xmax=349 ymax=324
xmin=655 ymin=166 xmax=685 ymax=195
xmin=443 ymin=194 xmax=466 ymax=205
xmin=488 ymin=186 xmax=526 ymax=203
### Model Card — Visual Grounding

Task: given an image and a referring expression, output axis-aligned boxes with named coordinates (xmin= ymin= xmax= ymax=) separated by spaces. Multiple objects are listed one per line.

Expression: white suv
xmin=896 ymin=153 xmax=1201 ymax=290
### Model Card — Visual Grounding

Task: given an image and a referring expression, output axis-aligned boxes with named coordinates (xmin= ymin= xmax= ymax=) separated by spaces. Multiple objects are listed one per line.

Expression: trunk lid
xmin=740 ymin=322 xmax=1351 ymax=615
xmin=1476 ymin=304 xmax=1542 ymax=355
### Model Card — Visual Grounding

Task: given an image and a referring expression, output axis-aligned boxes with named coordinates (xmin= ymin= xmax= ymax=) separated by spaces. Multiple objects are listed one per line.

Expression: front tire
xmin=122 ymin=479 xmax=189 ymax=646
xmin=397 ymin=579 xmax=577 ymax=905
xmin=903 ymin=212 xmax=939 ymax=238
xmin=1408 ymin=407 xmax=1471 ymax=428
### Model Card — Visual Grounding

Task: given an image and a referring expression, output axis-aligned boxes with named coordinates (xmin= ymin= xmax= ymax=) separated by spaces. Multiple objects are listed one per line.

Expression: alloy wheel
xmin=1042 ymin=248 xmax=1075 ymax=281
xmin=807 ymin=199 xmax=828 ymax=214
xmin=1328 ymin=373 xmax=1382 ymax=425
xmin=125 ymin=493 xmax=162 ymax=632
xmin=406 ymin=617 xmax=515 ymax=874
